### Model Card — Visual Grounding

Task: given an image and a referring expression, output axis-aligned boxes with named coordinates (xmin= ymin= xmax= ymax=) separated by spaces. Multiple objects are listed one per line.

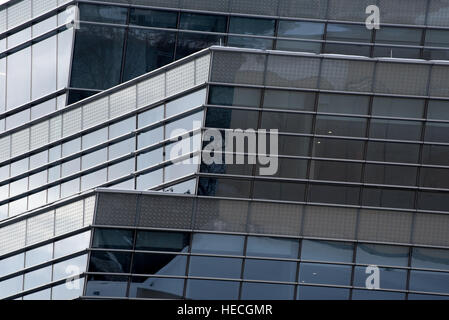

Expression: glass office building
xmin=2 ymin=0 xmax=449 ymax=300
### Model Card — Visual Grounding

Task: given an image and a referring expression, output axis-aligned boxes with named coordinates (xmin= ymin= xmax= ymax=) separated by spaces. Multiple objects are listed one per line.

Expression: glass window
xmin=205 ymin=108 xmax=258 ymax=129
xmin=31 ymin=98 xmax=56 ymax=121
xmin=109 ymin=137 xmax=135 ymax=160
xmin=32 ymin=16 xmax=57 ymax=37
xmin=261 ymin=111 xmax=313 ymax=134
xmin=129 ymin=8 xmax=178 ymax=28
xmin=326 ymin=23 xmax=372 ymax=43
xmin=189 ymin=256 xmax=242 ymax=279
xmin=191 ymin=233 xmax=244 ymax=256
xmin=23 ymin=289 xmax=51 ymax=300
xmin=310 ymin=160 xmax=362 ymax=182
xmin=418 ymin=190 xmax=449 ymax=212
xmin=298 ymin=286 xmax=350 ymax=300
xmin=263 ymin=90 xmax=315 ymax=111
xmin=85 ymin=275 xmax=128 ymax=298
xmin=25 ymin=244 xmax=53 ymax=268
xmin=246 ymin=236 xmax=299 ymax=259
xmin=81 ymin=168 xmax=107 ymax=191
xmin=32 ymin=36 xmax=57 ymax=100
xmin=316 ymin=115 xmax=367 ymax=138
xmin=354 ymin=266 xmax=407 ymax=290
xmin=278 ymin=21 xmax=324 ymax=40
xmin=198 ymin=177 xmax=252 ymax=198
xmin=7 ymin=47 xmax=31 ymax=110
xmin=82 ymin=148 xmax=107 ymax=170
xmin=89 ymin=251 xmax=131 ymax=273
xmin=366 ymin=141 xmax=420 ymax=164
xmin=82 ymin=128 xmax=108 ymax=150
xmin=180 ymin=13 xmax=227 ymax=32
xmin=186 ymin=279 xmax=240 ymax=300
xmin=52 ymin=278 xmax=85 ymax=300
xmin=312 ymin=137 xmax=364 ymax=160
xmin=372 ymin=97 xmax=425 ymax=119
xmin=124 ymin=29 xmax=176 ymax=81
xmin=308 ymin=184 xmax=360 ymax=206
xmin=244 ymin=259 xmax=297 ymax=282
xmin=241 ymin=283 xmax=295 ymax=300
xmin=425 ymin=29 xmax=449 ymax=48
xmin=408 ymin=293 xmax=449 ymax=300
xmin=253 ymin=181 xmax=306 ymax=202
xmin=62 ymin=138 xmax=81 ymax=157
xmin=136 ymin=169 xmax=163 ymax=190
xmin=210 ymin=84 xmax=263 ymax=108
xmin=410 ymin=270 xmax=449 ymax=294
xmin=129 ymin=277 xmax=184 ymax=299
xmin=10 ymin=177 xmax=28 ymax=197
xmin=301 ymin=240 xmax=353 ymax=263
xmin=93 ymin=228 xmax=134 ymax=250
xmin=299 ymin=263 xmax=352 ymax=286
xmin=137 ymin=148 xmax=163 ymax=170
xmin=24 ymin=266 xmax=52 ymax=290
xmin=419 ymin=167 xmax=449 ymax=189
xmin=54 ymin=231 xmax=91 ymax=258
xmin=6 ymin=109 xmax=30 ymax=130
xmin=137 ymin=127 xmax=163 ymax=149
xmin=62 ymin=158 xmax=80 ymax=177
xmin=10 ymin=158 xmax=28 ymax=177
xmin=9 ymin=197 xmax=28 ymax=217
xmin=138 ymin=105 xmax=164 ymax=129
xmin=79 ymin=4 xmax=128 ymax=24
xmin=229 ymin=17 xmax=275 ymax=36
xmin=356 ymin=244 xmax=409 ymax=267
xmin=108 ymin=158 xmax=134 ymax=181
xmin=318 ymin=94 xmax=370 ymax=115
xmin=135 ymin=231 xmax=190 ymax=252
xmin=373 ymin=46 xmax=421 ymax=59
xmin=109 ymin=117 xmax=135 ymax=139
xmin=376 ymin=27 xmax=422 ymax=46
xmin=0 ymin=253 xmax=24 ymax=277
xmin=276 ymin=39 xmax=322 ymax=53
xmin=227 ymin=36 xmax=274 ymax=50
xmin=165 ymin=111 xmax=203 ymax=136
xmin=412 ymin=247 xmax=449 ymax=271
xmin=166 ymin=89 xmax=206 ymax=118
xmin=7 ymin=27 xmax=31 ymax=49
xmin=425 ymin=122 xmax=449 ymax=143
xmin=53 ymin=255 xmax=88 ymax=282
xmin=176 ymin=32 xmax=223 ymax=60
xmin=428 ymin=100 xmax=449 ymax=121
xmin=370 ymin=119 xmax=422 ymax=141
xmin=58 ymin=29 xmax=74 ymax=90
xmin=364 ymin=164 xmax=417 ymax=186
xmin=352 ymin=289 xmax=405 ymax=300
xmin=132 ymin=253 xmax=187 ymax=276
xmin=0 ymin=276 xmax=23 ymax=299
xmin=265 ymin=157 xmax=308 ymax=179
xmin=71 ymin=25 xmax=125 ymax=90
xmin=324 ymin=43 xmax=371 ymax=56
xmin=363 ymin=187 xmax=415 ymax=209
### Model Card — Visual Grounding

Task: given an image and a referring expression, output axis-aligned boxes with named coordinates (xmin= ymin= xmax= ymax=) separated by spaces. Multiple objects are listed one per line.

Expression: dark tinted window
xmin=326 ymin=23 xmax=372 ymax=43
xmin=310 ymin=160 xmax=362 ymax=182
xmin=260 ymin=112 xmax=313 ymax=134
xmin=253 ymin=181 xmax=306 ymax=202
xmin=278 ymin=21 xmax=324 ymax=40
xmin=135 ymin=231 xmax=190 ymax=252
xmin=308 ymin=184 xmax=360 ymax=205
xmin=129 ymin=9 xmax=178 ymax=28
xmin=79 ymin=4 xmax=128 ymax=24
xmin=180 ymin=13 xmax=227 ymax=32
xmin=132 ymin=253 xmax=187 ymax=276
xmin=317 ymin=94 xmax=369 ymax=115
xmin=315 ymin=116 xmax=367 ymax=138
xmin=376 ymin=27 xmax=422 ymax=46
xmin=198 ymin=177 xmax=251 ymax=198
xmin=370 ymin=119 xmax=422 ymax=141
xmin=205 ymin=108 xmax=259 ymax=129
xmin=229 ymin=17 xmax=275 ymax=36
xmin=93 ymin=228 xmax=134 ymax=249
xmin=209 ymin=86 xmax=261 ymax=108
xmin=176 ymin=32 xmax=223 ymax=60
xmin=89 ymin=251 xmax=132 ymax=273
xmin=427 ymin=100 xmax=449 ymax=120
xmin=364 ymin=164 xmax=418 ymax=186
xmin=362 ymin=187 xmax=415 ymax=209
xmin=264 ymin=90 xmax=316 ymax=111
xmin=372 ymin=97 xmax=425 ymax=118
xmin=366 ymin=141 xmax=420 ymax=164
xmin=312 ymin=138 xmax=365 ymax=160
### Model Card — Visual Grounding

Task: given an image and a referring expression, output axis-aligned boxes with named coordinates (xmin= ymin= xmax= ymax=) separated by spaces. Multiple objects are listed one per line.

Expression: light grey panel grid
xmin=357 ymin=209 xmax=413 ymax=244
xmin=278 ymin=0 xmax=328 ymax=19
xmin=320 ymin=59 xmax=374 ymax=92
xmin=229 ymin=0 xmax=279 ymax=16
xmin=83 ymin=196 xmax=96 ymax=226
xmin=427 ymin=0 xmax=449 ymax=27
xmin=413 ymin=213 xmax=449 ymax=247
xmin=55 ymin=199 xmax=84 ymax=236
xmin=429 ymin=65 xmax=449 ymax=97
xmin=109 ymin=86 xmax=137 ymax=119
xmin=26 ymin=210 xmax=54 ymax=246
xmin=379 ymin=0 xmax=427 ymax=25
xmin=166 ymin=61 xmax=195 ymax=97
xmin=33 ymin=0 xmax=57 ymax=17
xmin=0 ymin=136 xmax=11 ymax=162
xmin=211 ymin=51 xmax=265 ymax=85
xmin=11 ymin=128 xmax=29 ymax=157
xmin=7 ymin=0 xmax=31 ymax=29
xmin=49 ymin=115 xmax=62 ymax=143
xmin=95 ymin=193 xmax=138 ymax=226
xmin=374 ymin=62 xmax=430 ymax=96
xmin=265 ymin=55 xmax=321 ymax=89
xmin=137 ymin=195 xmax=193 ymax=229
xmin=248 ymin=201 xmax=303 ymax=236
xmin=0 ymin=221 xmax=26 ymax=256
xmin=327 ymin=0 xmax=374 ymax=22
xmin=62 ymin=108 xmax=82 ymax=138
xmin=195 ymin=198 xmax=249 ymax=233
xmin=137 ymin=74 xmax=165 ymax=108
xmin=30 ymin=121 xmax=49 ymax=150
xmin=302 ymin=205 xmax=357 ymax=240
xmin=82 ymin=97 xmax=109 ymax=130
xmin=180 ymin=0 xmax=229 ymax=12
xmin=0 ymin=10 xmax=6 ymax=33
xmin=195 ymin=54 xmax=211 ymax=86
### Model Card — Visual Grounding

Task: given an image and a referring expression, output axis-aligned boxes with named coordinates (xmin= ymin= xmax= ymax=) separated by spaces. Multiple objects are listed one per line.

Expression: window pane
xmin=129 ymin=9 xmax=178 ymax=28
xmin=53 ymin=255 xmax=88 ymax=281
xmin=411 ymin=247 xmax=449 ymax=271
xmin=366 ymin=141 xmax=420 ymax=164
xmin=0 ymin=276 xmax=23 ymax=299
xmin=253 ymin=181 xmax=306 ymax=202
xmin=229 ymin=17 xmax=275 ymax=36
xmin=362 ymin=187 xmax=415 ymax=209
xmin=244 ymin=259 xmax=297 ymax=282
xmin=299 ymin=263 xmax=352 ymax=285
xmin=82 ymin=128 xmax=108 ymax=150
xmin=372 ymin=97 xmax=425 ymax=118
xmin=93 ymin=228 xmax=134 ymax=249
xmin=278 ymin=21 xmax=324 ymax=40
xmin=191 ymin=233 xmax=244 ymax=255
xmin=186 ymin=280 xmax=239 ymax=300
xmin=89 ymin=251 xmax=132 ymax=273
xmin=135 ymin=231 xmax=190 ymax=252
xmin=376 ymin=27 xmax=422 ymax=46
xmin=409 ymin=270 xmax=449 ymax=294
xmin=79 ymin=4 xmax=128 ymax=24
xmin=132 ymin=253 xmax=187 ymax=276
xmin=261 ymin=112 xmax=313 ymax=134
xmin=356 ymin=244 xmax=409 ymax=267
xmin=227 ymin=36 xmax=273 ymax=50
xmin=318 ymin=94 xmax=369 ymax=115
xmin=166 ymin=89 xmax=206 ymax=118
xmin=129 ymin=276 xmax=184 ymax=299
xmin=264 ymin=90 xmax=315 ymax=111
xmin=85 ymin=275 xmax=128 ymax=298
xmin=0 ymin=253 xmax=24 ymax=277
xmin=25 ymin=243 xmax=53 ymax=268
xmin=353 ymin=266 xmax=407 ymax=290
xmin=52 ymin=278 xmax=85 ymax=300
xmin=189 ymin=256 xmax=242 ymax=279
xmin=241 ymin=283 xmax=295 ymax=300
xmin=24 ymin=266 xmax=52 ymax=290
xmin=138 ymin=105 xmax=164 ymax=128
xmin=326 ymin=23 xmax=371 ymax=43
xmin=308 ymin=184 xmax=360 ymax=206
xmin=7 ymin=47 xmax=31 ymax=110
xmin=276 ymin=39 xmax=322 ymax=53
xmin=246 ymin=236 xmax=299 ymax=259
xmin=312 ymin=138 xmax=365 ymax=160
xmin=198 ymin=177 xmax=251 ymax=198
xmin=310 ymin=160 xmax=362 ymax=182
xmin=209 ymin=86 xmax=261 ymax=108
xmin=301 ymin=240 xmax=353 ymax=263
xmin=176 ymin=32 xmax=223 ymax=60
xmin=364 ymin=164 xmax=417 ymax=186
xmin=425 ymin=122 xmax=449 ymax=143
xmin=352 ymin=289 xmax=405 ymax=300
xmin=205 ymin=108 xmax=259 ymax=129
xmin=32 ymin=36 xmax=57 ymax=100
xmin=298 ymin=286 xmax=349 ymax=300
xmin=427 ymin=100 xmax=449 ymax=121
xmin=54 ymin=231 xmax=91 ymax=258
xmin=315 ymin=116 xmax=367 ymax=138
xmin=370 ymin=119 xmax=422 ymax=141
xmin=180 ymin=13 xmax=226 ymax=32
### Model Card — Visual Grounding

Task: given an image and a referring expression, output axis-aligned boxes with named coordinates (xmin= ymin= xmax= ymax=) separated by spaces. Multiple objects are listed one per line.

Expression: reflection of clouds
xmin=0 ymin=72 xmax=5 ymax=76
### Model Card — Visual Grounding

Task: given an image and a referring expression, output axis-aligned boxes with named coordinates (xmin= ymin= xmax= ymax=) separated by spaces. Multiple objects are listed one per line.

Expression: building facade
xmin=1 ymin=0 xmax=449 ymax=300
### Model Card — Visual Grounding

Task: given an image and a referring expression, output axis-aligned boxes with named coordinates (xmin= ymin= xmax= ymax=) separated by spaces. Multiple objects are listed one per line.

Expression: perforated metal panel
xmin=357 ymin=209 xmax=413 ymax=244
xmin=11 ymin=129 xmax=29 ymax=157
xmin=429 ymin=65 xmax=449 ymax=98
xmin=180 ymin=0 xmax=229 ymax=12
xmin=26 ymin=210 xmax=54 ymax=246
xmin=229 ymin=0 xmax=278 ymax=16
xmin=33 ymin=0 xmax=57 ymax=17
xmin=379 ymin=0 xmax=427 ymax=25
xmin=0 ymin=136 xmax=11 ymax=162
xmin=82 ymin=97 xmax=109 ymax=129
xmin=248 ymin=202 xmax=302 ymax=236
xmin=166 ymin=61 xmax=195 ymax=97
xmin=137 ymin=74 xmax=165 ymax=108
xmin=266 ymin=55 xmax=321 ymax=89
xmin=0 ymin=10 xmax=6 ymax=33
xmin=95 ymin=193 xmax=137 ymax=226
xmin=212 ymin=51 xmax=265 ymax=85
xmin=30 ymin=121 xmax=49 ymax=150
xmin=138 ymin=195 xmax=193 ymax=229
xmin=413 ymin=213 xmax=449 ymax=247
xmin=83 ymin=196 xmax=96 ymax=226
xmin=195 ymin=198 xmax=248 ymax=233
xmin=62 ymin=108 xmax=82 ymax=138
xmin=55 ymin=200 xmax=84 ymax=236
xmin=428 ymin=0 xmax=449 ymax=27
xmin=7 ymin=0 xmax=31 ymax=29
xmin=109 ymin=86 xmax=137 ymax=119
xmin=327 ymin=0 xmax=373 ymax=22
xmin=130 ymin=0 xmax=180 ymax=8
xmin=302 ymin=205 xmax=357 ymax=240
xmin=320 ymin=59 xmax=374 ymax=92
xmin=278 ymin=0 xmax=328 ymax=19
xmin=195 ymin=54 xmax=211 ymax=86
xmin=374 ymin=62 xmax=430 ymax=96
xmin=0 ymin=221 xmax=26 ymax=256
xmin=49 ymin=116 xmax=62 ymax=143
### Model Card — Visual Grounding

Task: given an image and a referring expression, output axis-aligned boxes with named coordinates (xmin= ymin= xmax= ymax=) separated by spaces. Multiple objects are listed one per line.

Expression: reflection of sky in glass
xmin=0 ymin=0 xmax=10 ymax=5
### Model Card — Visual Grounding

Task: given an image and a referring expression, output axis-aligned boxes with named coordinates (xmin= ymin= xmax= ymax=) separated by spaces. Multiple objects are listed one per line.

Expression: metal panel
xmin=278 ymin=0 xmax=328 ymax=19
xmin=26 ymin=210 xmax=54 ymax=246
xmin=379 ymin=0 xmax=427 ymax=25
xmin=95 ymin=192 xmax=138 ymax=226
xmin=0 ymin=220 xmax=26 ymax=256
xmin=428 ymin=0 xmax=449 ymax=27
xmin=195 ymin=54 xmax=211 ymax=86
xmin=413 ymin=213 xmax=449 ymax=247
xmin=137 ymin=74 xmax=165 ymax=108
xmin=248 ymin=201 xmax=302 ymax=236
xmin=49 ymin=116 xmax=62 ymax=143
xmin=429 ymin=65 xmax=449 ymax=98
xmin=302 ymin=205 xmax=357 ymax=240
xmin=320 ymin=59 xmax=374 ymax=92
xmin=7 ymin=0 xmax=31 ymax=29
xmin=229 ymin=0 xmax=278 ymax=16
xmin=82 ymin=97 xmax=109 ymax=130
xmin=109 ymin=86 xmax=137 ymax=119
xmin=33 ymin=0 xmax=57 ymax=17
xmin=195 ymin=198 xmax=249 ymax=233
xmin=0 ymin=135 xmax=10 ymax=162
xmin=11 ymin=128 xmax=29 ymax=157
xmin=357 ymin=209 xmax=413 ymax=244
xmin=180 ymin=0 xmax=229 ymax=12
xmin=327 ymin=0 xmax=373 ymax=22
xmin=55 ymin=200 xmax=84 ymax=236
xmin=83 ymin=196 xmax=96 ymax=226
xmin=30 ymin=120 xmax=49 ymax=150
xmin=62 ymin=108 xmax=82 ymax=138
xmin=166 ymin=61 xmax=195 ymax=97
